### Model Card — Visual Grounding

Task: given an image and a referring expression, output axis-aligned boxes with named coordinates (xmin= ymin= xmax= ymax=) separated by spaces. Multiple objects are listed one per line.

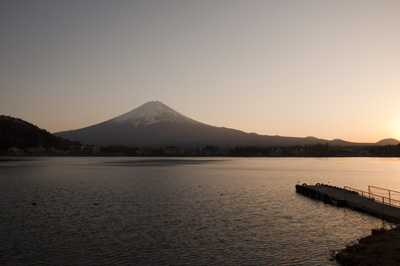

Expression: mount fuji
xmin=54 ymin=101 xmax=383 ymax=147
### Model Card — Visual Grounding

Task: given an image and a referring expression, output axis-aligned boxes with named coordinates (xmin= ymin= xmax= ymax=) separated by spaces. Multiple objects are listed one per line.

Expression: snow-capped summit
xmin=108 ymin=101 xmax=201 ymax=126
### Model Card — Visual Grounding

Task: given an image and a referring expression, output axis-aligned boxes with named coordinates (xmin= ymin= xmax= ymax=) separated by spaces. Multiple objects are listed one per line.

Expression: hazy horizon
xmin=1 ymin=0 xmax=399 ymax=142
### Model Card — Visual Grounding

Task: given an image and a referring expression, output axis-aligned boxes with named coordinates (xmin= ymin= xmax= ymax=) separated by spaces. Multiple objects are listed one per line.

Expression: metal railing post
xmin=362 ymin=191 xmax=364 ymax=210
xmin=369 ymin=186 xmax=371 ymax=199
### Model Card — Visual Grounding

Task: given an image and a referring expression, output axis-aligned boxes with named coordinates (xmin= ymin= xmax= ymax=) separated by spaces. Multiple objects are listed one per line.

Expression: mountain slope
xmin=0 ymin=115 xmax=80 ymax=150
xmin=54 ymin=101 xmax=396 ymax=147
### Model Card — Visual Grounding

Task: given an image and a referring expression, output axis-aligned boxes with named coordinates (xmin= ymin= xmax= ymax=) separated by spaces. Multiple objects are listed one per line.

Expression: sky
xmin=1 ymin=0 xmax=399 ymax=143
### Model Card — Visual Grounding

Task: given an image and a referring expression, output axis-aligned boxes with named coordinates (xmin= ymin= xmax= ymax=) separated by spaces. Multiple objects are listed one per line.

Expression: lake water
xmin=1 ymin=157 xmax=400 ymax=265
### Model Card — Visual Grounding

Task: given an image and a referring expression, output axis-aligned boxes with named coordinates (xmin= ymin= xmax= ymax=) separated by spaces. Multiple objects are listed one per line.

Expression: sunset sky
xmin=1 ymin=0 xmax=399 ymax=143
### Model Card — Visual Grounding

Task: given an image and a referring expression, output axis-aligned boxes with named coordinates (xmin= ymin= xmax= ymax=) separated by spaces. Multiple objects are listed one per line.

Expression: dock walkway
xmin=296 ymin=184 xmax=400 ymax=223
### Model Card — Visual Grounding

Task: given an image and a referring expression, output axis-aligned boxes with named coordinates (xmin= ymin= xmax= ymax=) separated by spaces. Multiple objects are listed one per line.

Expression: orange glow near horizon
xmin=388 ymin=114 xmax=400 ymax=142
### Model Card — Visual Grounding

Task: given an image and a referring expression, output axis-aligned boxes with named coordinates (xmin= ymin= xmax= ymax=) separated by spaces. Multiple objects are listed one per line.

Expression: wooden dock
xmin=296 ymin=184 xmax=400 ymax=223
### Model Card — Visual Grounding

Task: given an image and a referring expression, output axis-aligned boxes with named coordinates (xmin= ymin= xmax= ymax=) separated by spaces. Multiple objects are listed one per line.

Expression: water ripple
xmin=1 ymin=157 xmax=398 ymax=265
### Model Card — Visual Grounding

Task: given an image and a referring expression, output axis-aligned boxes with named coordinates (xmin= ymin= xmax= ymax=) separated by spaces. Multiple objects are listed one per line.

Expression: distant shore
xmin=335 ymin=226 xmax=400 ymax=265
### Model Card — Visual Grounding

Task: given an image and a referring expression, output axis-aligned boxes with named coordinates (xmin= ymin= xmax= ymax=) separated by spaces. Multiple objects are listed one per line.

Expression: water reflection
xmin=0 ymin=157 xmax=398 ymax=265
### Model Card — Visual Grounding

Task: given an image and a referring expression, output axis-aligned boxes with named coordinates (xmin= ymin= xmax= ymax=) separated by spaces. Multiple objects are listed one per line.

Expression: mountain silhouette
xmin=54 ymin=101 xmax=398 ymax=147
xmin=0 ymin=115 xmax=80 ymax=150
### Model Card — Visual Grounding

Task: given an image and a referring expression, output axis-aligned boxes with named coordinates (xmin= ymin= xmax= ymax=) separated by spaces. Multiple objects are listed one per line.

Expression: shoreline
xmin=335 ymin=226 xmax=400 ymax=265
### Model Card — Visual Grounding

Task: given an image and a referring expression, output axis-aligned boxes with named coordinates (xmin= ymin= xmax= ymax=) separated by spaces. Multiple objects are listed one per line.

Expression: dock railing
xmin=368 ymin=186 xmax=400 ymax=208
xmin=344 ymin=186 xmax=400 ymax=209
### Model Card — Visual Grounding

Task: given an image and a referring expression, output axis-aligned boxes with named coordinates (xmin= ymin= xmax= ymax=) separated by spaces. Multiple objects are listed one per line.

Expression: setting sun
xmin=388 ymin=114 xmax=400 ymax=141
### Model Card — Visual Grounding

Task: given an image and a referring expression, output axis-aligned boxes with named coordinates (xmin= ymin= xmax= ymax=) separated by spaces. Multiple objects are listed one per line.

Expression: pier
xmin=296 ymin=184 xmax=400 ymax=223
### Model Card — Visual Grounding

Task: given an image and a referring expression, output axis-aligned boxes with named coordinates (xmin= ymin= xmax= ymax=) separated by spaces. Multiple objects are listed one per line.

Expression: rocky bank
xmin=336 ymin=226 xmax=400 ymax=266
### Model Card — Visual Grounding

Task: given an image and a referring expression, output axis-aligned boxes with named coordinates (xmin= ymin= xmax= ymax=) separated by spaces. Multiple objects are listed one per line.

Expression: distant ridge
xmin=376 ymin=138 xmax=400 ymax=146
xmin=53 ymin=101 xmax=399 ymax=148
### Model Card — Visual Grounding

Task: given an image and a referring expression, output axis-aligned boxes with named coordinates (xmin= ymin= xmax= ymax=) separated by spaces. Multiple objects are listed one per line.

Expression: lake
xmin=1 ymin=157 xmax=400 ymax=265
